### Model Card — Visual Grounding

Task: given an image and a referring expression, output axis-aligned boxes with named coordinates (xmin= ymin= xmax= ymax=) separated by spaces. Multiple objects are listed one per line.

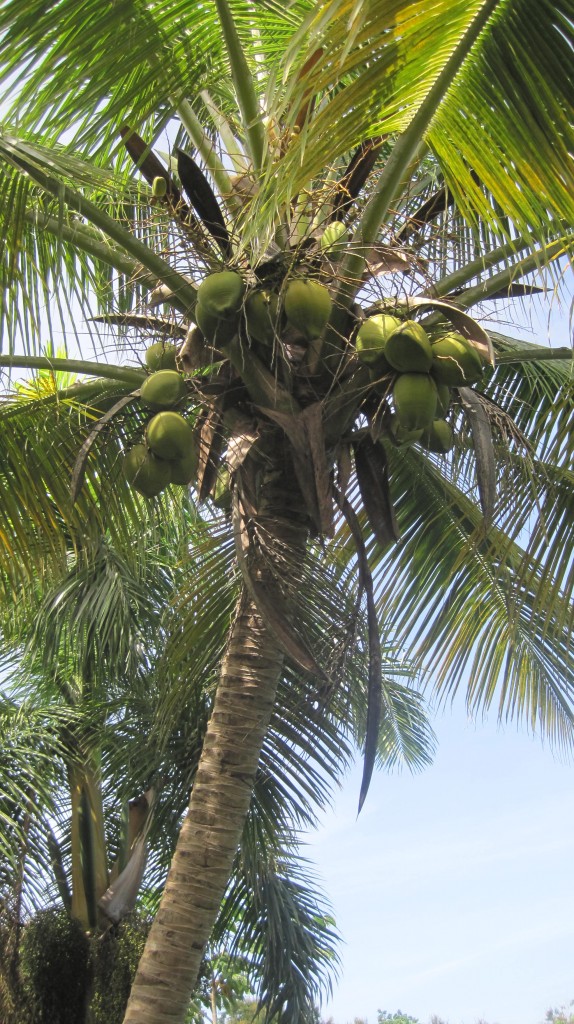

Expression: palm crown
xmin=0 ymin=1 xmax=573 ymax=1023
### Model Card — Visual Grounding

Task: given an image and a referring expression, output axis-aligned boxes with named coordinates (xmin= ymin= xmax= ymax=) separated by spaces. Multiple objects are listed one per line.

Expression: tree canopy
xmin=0 ymin=2 xmax=572 ymax=1023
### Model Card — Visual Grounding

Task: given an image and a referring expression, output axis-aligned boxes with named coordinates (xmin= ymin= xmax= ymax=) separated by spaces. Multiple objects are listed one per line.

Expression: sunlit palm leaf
xmin=250 ymin=0 xmax=574 ymax=251
xmin=0 ymin=372 xmax=205 ymax=597
xmin=0 ymin=0 xmax=307 ymax=161
xmin=0 ymin=1 xmax=570 ymax=260
xmin=0 ymin=379 xmax=127 ymax=591
xmin=432 ymin=0 xmax=574 ymax=234
xmin=27 ymin=541 xmax=177 ymax=694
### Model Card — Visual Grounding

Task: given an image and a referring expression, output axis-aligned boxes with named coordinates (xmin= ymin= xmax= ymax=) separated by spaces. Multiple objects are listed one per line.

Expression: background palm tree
xmin=0 ymin=1 xmax=572 ymax=1023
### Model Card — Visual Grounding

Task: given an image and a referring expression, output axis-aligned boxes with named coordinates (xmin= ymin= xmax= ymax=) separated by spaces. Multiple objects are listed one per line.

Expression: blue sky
xmin=306 ymin=701 xmax=574 ymax=1024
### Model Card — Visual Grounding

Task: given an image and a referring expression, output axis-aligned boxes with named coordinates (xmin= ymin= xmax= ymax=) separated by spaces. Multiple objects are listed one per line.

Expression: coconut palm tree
xmin=0 ymin=1 xmax=573 ymax=1023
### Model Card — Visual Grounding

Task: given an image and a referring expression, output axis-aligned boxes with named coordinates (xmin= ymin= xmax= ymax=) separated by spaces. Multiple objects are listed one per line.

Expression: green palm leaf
xmin=0 ymin=698 xmax=78 ymax=877
xmin=220 ymin=836 xmax=339 ymax=1024
xmin=362 ymin=445 xmax=574 ymax=746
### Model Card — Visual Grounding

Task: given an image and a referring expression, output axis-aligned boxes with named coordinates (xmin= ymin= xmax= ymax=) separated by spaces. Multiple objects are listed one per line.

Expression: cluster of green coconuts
xmin=123 ymin=266 xmax=485 ymax=496
xmin=355 ymin=312 xmax=484 ymax=452
xmin=123 ymin=342 xmax=196 ymax=498
xmin=194 ymin=268 xmax=332 ymax=349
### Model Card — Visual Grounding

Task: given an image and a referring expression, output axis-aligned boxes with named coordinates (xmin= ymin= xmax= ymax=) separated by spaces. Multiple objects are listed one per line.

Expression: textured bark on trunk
xmin=123 ymin=500 xmax=308 ymax=1024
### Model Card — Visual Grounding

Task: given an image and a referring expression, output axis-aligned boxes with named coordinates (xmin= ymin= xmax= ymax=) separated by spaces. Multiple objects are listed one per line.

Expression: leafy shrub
xmin=19 ymin=909 xmax=90 ymax=1024
xmin=88 ymin=915 xmax=149 ymax=1024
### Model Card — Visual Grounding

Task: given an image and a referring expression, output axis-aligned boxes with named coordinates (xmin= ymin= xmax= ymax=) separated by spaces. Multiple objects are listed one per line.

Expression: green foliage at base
xmin=222 ymin=999 xmax=320 ymax=1024
xmin=19 ymin=909 xmax=90 ymax=1024
xmin=11 ymin=909 xmax=149 ymax=1024
xmin=89 ymin=916 xmax=150 ymax=1024
xmin=0 ymin=912 xmax=24 ymax=1024
xmin=545 ymin=1002 xmax=574 ymax=1024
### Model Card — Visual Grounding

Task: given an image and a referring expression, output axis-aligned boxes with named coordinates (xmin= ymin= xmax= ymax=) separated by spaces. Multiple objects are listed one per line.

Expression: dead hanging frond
xmin=330 ymin=137 xmax=385 ymax=221
xmin=119 ymin=126 xmax=222 ymax=265
xmin=260 ymin=403 xmax=334 ymax=537
xmin=396 ymin=168 xmax=482 ymax=244
xmin=289 ymin=47 xmax=325 ymax=142
xmin=178 ymin=325 xmax=221 ymax=373
xmin=333 ymin=486 xmax=382 ymax=814
xmin=397 ymin=183 xmax=454 ymax=242
xmin=462 ymin=388 xmax=533 ymax=452
xmin=194 ymin=402 xmax=226 ymax=502
xmin=353 ymin=434 xmax=400 ymax=549
xmin=99 ymin=788 xmax=155 ymax=924
xmin=457 ymin=386 xmax=496 ymax=524
xmin=89 ymin=314 xmax=187 ymax=338
xmin=176 ymin=149 xmax=232 ymax=258
xmin=120 ymin=125 xmax=186 ymax=213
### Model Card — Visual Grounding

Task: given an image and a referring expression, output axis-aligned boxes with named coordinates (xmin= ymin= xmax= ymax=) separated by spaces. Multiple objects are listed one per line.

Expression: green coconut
xmin=435 ymin=382 xmax=452 ymax=417
xmin=244 ymin=289 xmax=280 ymax=345
xmin=123 ymin=445 xmax=171 ymax=497
xmin=146 ymin=411 xmax=194 ymax=461
xmin=355 ymin=315 xmax=401 ymax=370
xmin=431 ymin=333 xmax=484 ymax=386
xmin=152 ymin=176 xmax=167 ymax=198
xmin=389 ymin=414 xmax=424 ymax=446
xmin=197 ymin=271 xmax=245 ymax=318
xmin=195 ymin=303 xmax=238 ymax=347
xmin=393 ymin=372 xmax=438 ymax=431
xmin=320 ymin=220 xmax=349 ymax=253
xmin=283 ymin=278 xmax=332 ymax=341
xmin=385 ymin=320 xmax=433 ymax=374
xmin=145 ymin=342 xmax=178 ymax=372
xmin=169 ymin=449 xmax=198 ymax=485
xmin=140 ymin=370 xmax=186 ymax=410
xmin=420 ymin=418 xmax=455 ymax=454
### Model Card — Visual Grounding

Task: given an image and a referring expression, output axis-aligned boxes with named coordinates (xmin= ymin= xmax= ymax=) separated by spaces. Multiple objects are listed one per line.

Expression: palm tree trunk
xmin=68 ymin=762 xmax=109 ymax=930
xmin=123 ymin=489 xmax=309 ymax=1024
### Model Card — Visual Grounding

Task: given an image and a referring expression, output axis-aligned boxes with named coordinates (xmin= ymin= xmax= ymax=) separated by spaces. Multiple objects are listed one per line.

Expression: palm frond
xmin=0 ymin=699 xmax=77 ymax=874
xmin=26 ymin=540 xmax=174 ymax=692
xmin=0 ymin=0 xmax=306 ymax=163
xmin=361 ymin=439 xmax=574 ymax=748
xmin=432 ymin=0 xmax=574 ymax=236
xmin=0 ymin=130 xmax=205 ymax=352
xmin=247 ymin=0 xmax=574 ymax=252
xmin=220 ymin=834 xmax=339 ymax=1024
xmin=0 ymin=373 xmax=206 ymax=597
xmin=1 ymin=1 xmax=571 ymax=263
